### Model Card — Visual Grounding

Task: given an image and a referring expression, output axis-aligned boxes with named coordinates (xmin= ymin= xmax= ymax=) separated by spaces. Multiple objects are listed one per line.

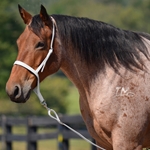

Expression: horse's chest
xmin=79 ymin=97 xmax=114 ymax=145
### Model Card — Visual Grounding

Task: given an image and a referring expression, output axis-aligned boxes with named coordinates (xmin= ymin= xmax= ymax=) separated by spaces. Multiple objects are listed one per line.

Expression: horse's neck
xmin=60 ymin=53 xmax=90 ymax=97
xmin=60 ymin=49 xmax=117 ymax=100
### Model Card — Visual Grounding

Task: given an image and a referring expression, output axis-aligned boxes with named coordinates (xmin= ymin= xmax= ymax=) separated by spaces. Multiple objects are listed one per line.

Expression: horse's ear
xmin=18 ymin=4 xmax=32 ymax=25
xmin=40 ymin=5 xmax=52 ymax=28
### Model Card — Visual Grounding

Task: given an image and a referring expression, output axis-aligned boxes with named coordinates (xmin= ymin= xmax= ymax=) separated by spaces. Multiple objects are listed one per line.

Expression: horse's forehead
xmin=17 ymin=26 xmax=39 ymax=45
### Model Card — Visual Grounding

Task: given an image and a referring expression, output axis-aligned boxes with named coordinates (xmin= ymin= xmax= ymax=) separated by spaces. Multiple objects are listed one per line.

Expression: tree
xmin=0 ymin=1 xmax=23 ymax=97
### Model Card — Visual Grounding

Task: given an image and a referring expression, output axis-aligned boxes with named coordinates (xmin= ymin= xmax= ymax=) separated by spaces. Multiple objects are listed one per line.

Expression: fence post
xmin=27 ymin=118 xmax=37 ymax=150
xmin=91 ymin=139 xmax=97 ymax=150
xmin=2 ymin=116 xmax=12 ymax=150
xmin=58 ymin=124 xmax=69 ymax=150
xmin=1 ymin=115 xmax=6 ymax=150
xmin=6 ymin=125 xmax=12 ymax=150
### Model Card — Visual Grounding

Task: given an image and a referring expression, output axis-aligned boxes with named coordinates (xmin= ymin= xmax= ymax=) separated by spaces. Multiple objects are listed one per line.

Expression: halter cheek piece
xmin=13 ymin=16 xmax=105 ymax=150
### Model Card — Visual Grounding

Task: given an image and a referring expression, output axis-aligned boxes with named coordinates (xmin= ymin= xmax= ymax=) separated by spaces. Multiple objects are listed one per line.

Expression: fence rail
xmin=0 ymin=115 xmax=96 ymax=150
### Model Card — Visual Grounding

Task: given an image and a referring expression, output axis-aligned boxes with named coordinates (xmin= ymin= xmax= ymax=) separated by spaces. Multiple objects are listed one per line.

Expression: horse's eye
xmin=36 ymin=42 xmax=45 ymax=49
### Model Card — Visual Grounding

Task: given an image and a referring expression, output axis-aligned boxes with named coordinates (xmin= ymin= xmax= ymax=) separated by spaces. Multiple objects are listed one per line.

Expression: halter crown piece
xmin=13 ymin=16 xmax=105 ymax=150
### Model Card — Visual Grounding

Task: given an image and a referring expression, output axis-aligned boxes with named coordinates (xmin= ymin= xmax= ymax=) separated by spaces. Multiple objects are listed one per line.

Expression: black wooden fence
xmin=0 ymin=115 xmax=96 ymax=150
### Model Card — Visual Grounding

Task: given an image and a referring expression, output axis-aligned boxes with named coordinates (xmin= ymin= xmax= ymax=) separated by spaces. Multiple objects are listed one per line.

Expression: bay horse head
xmin=6 ymin=5 xmax=61 ymax=103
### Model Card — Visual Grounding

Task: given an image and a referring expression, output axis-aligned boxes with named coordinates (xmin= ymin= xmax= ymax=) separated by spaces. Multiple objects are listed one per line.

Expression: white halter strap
xmin=13 ymin=16 xmax=105 ymax=150
xmin=14 ymin=17 xmax=55 ymax=104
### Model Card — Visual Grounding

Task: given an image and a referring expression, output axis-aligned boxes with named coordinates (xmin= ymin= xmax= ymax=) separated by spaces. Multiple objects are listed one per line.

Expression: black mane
xmin=31 ymin=14 xmax=150 ymax=72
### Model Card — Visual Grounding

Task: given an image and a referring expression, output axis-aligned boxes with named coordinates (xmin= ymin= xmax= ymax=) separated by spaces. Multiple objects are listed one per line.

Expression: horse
xmin=6 ymin=5 xmax=150 ymax=150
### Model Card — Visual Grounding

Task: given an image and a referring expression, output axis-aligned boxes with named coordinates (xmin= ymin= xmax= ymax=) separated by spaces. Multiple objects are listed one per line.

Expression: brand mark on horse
xmin=116 ymin=87 xmax=135 ymax=97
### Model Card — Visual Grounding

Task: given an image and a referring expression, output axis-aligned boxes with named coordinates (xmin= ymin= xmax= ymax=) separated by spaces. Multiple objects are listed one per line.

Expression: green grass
xmin=11 ymin=139 xmax=90 ymax=150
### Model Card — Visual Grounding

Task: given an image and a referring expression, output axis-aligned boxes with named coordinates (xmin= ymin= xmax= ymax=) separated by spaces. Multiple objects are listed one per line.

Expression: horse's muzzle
xmin=6 ymin=83 xmax=31 ymax=103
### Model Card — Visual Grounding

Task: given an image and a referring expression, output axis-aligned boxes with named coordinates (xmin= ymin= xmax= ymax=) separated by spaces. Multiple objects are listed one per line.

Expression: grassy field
xmin=9 ymin=139 xmax=91 ymax=150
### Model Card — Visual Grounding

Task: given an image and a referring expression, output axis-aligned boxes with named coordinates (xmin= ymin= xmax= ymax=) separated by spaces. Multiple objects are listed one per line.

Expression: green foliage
xmin=1 ymin=0 xmax=150 ymax=115
xmin=40 ymin=76 xmax=71 ymax=114
xmin=15 ymin=76 xmax=71 ymax=116
xmin=0 ymin=1 xmax=21 ymax=97
xmin=48 ymin=0 xmax=150 ymax=32
xmin=0 ymin=76 xmax=71 ymax=116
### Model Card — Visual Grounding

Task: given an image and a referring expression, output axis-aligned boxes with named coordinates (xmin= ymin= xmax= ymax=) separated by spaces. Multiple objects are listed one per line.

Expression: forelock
xmin=29 ymin=15 xmax=44 ymax=37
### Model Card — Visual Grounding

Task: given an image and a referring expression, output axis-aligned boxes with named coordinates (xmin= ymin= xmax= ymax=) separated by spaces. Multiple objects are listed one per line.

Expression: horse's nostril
xmin=14 ymin=85 xmax=21 ymax=99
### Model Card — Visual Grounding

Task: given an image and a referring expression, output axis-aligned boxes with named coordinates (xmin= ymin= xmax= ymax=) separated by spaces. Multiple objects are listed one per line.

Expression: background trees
xmin=0 ymin=0 xmax=150 ymax=115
